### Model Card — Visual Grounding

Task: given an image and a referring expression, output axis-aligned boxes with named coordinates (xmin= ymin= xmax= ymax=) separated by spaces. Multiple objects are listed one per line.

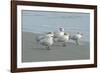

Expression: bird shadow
xmin=52 ymin=44 xmax=62 ymax=46
xmin=31 ymin=47 xmax=50 ymax=50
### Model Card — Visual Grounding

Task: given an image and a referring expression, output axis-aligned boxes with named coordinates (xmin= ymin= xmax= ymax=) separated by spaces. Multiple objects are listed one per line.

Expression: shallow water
xmin=22 ymin=10 xmax=90 ymax=42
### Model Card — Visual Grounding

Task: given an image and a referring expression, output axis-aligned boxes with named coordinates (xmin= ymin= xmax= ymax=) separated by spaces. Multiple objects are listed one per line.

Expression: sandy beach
xmin=22 ymin=32 xmax=90 ymax=62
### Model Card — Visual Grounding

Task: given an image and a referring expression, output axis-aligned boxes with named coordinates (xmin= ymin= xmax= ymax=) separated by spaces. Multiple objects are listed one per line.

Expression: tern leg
xmin=46 ymin=46 xmax=50 ymax=50
xmin=62 ymin=42 xmax=66 ymax=47
xmin=76 ymin=39 xmax=79 ymax=45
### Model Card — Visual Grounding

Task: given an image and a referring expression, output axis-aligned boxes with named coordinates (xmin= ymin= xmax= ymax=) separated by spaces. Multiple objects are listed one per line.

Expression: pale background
xmin=0 ymin=0 xmax=99 ymax=73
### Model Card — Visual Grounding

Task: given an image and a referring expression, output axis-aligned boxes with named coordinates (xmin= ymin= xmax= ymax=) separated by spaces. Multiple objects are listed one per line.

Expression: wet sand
xmin=22 ymin=32 xmax=90 ymax=62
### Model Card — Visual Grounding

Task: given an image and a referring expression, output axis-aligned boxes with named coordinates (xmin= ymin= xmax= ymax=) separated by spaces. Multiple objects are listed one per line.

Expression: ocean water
xmin=22 ymin=10 xmax=90 ymax=42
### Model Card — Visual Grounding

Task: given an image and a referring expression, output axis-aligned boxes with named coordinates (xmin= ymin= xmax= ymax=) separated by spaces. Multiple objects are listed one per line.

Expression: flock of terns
xmin=36 ymin=27 xmax=83 ymax=50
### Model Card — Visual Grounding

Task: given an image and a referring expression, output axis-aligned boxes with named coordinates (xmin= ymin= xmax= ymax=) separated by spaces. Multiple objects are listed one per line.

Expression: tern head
xmin=46 ymin=32 xmax=54 ymax=37
xmin=77 ymin=32 xmax=83 ymax=35
xmin=59 ymin=27 xmax=64 ymax=32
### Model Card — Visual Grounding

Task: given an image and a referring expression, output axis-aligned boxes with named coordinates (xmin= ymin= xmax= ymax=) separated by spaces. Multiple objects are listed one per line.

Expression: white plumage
xmin=54 ymin=33 xmax=69 ymax=46
xmin=54 ymin=27 xmax=64 ymax=38
xmin=36 ymin=32 xmax=54 ymax=50
xmin=35 ymin=27 xmax=83 ymax=50
xmin=69 ymin=32 xmax=83 ymax=45
xmin=53 ymin=27 xmax=69 ymax=46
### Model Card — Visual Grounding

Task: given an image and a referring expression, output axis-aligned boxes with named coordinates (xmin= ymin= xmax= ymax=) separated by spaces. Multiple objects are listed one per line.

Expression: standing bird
xmin=54 ymin=27 xmax=65 ymax=38
xmin=53 ymin=27 xmax=69 ymax=46
xmin=36 ymin=32 xmax=54 ymax=50
xmin=54 ymin=32 xmax=69 ymax=46
xmin=69 ymin=32 xmax=83 ymax=45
